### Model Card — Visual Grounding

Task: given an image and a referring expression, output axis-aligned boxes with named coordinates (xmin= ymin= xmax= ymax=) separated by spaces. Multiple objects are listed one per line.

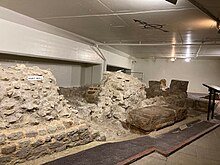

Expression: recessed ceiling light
xmin=185 ymin=58 xmax=191 ymax=62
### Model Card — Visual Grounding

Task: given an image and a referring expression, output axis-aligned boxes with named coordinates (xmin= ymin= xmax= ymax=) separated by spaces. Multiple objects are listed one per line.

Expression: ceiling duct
xmin=165 ymin=0 xmax=178 ymax=5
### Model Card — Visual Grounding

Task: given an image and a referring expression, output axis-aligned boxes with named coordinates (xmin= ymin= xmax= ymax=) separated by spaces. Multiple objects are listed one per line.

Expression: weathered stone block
xmin=7 ymin=132 xmax=23 ymax=140
xmin=69 ymin=134 xmax=80 ymax=142
xmin=149 ymin=81 xmax=160 ymax=89
xmin=25 ymin=130 xmax=38 ymax=138
xmin=18 ymin=139 xmax=31 ymax=148
xmin=32 ymin=145 xmax=49 ymax=156
xmin=48 ymin=141 xmax=63 ymax=149
xmin=85 ymin=85 xmax=100 ymax=103
xmin=54 ymin=133 xmax=66 ymax=141
xmin=67 ymin=129 xmax=78 ymax=137
xmin=38 ymin=129 xmax=47 ymax=136
xmin=56 ymin=125 xmax=65 ymax=131
xmin=1 ymin=144 xmax=16 ymax=154
xmin=45 ymin=136 xmax=52 ymax=142
xmin=31 ymin=138 xmax=45 ymax=148
xmin=0 ymin=134 xmax=6 ymax=145
xmin=174 ymin=107 xmax=187 ymax=121
xmin=0 ymin=156 xmax=12 ymax=164
xmin=55 ymin=145 xmax=67 ymax=152
xmin=78 ymin=126 xmax=88 ymax=133
xmin=15 ymin=147 xmax=31 ymax=159
xmin=169 ymin=80 xmax=189 ymax=93
xmin=47 ymin=126 xmax=57 ymax=134
xmin=63 ymin=121 xmax=73 ymax=129
xmin=127 ymin=106 xmax=184 ymax=131
xmin=95 ymin=135 xmax=106 ymax=141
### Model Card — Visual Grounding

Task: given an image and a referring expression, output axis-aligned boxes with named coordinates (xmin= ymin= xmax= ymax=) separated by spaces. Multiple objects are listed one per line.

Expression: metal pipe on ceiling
xmin=97 ymin=43 xmax=220 ymax=46
xmin=39 ymin=8 xmax=195 ymax=20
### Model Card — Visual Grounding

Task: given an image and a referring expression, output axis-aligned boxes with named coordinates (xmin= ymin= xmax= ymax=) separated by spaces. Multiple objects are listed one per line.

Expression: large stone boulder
xmin=169 ymin=79 xmax=189 ymax=94
xmin=127 ymin=79 xmax=189 ymax=132
xmin=127 ymin=105 xmax=187 ymax=131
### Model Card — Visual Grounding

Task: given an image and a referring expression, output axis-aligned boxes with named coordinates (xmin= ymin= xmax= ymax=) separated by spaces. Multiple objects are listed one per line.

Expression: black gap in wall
xmin=107 ymin=65 xmax=131 ymax=72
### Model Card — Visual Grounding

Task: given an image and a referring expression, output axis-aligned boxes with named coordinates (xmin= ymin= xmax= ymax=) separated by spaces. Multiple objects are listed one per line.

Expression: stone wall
xmin=59 ymin=72 xmax=147 ymax=140
xmin=0 ymin=64 xmax=94 ymax=164
xmin=96 ymin=71 xmax=146 ymax=122
xmin=0 ymin=120 xmax=92 ymax=165
xmin=186 ymin=93 xmax=209 ymax=112
xmin=0 ymin=64 xmax=80 ymax=129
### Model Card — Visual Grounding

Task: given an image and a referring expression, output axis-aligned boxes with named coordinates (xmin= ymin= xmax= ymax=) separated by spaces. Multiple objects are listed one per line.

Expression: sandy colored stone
xmin=1 ymin=144 xmax=17 ymax=154
xmin=0 ymin=64 xmax=82 ymax=129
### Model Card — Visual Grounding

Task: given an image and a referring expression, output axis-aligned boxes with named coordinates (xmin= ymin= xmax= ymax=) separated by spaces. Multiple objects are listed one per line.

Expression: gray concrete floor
xmin=131 ymin=126 xmax=220 ymax=165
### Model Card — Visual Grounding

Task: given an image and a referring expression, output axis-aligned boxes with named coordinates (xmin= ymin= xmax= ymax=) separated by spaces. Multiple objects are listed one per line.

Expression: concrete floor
xmin=131 ymin=126 xmax=220 ymax=165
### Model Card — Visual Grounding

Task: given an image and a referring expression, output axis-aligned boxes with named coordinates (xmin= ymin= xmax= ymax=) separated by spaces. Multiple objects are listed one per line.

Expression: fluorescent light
xmin=185 ymin=58 xmax=191 ymax=62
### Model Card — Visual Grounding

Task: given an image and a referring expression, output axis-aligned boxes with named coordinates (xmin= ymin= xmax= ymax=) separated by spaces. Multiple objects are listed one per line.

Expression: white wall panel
xmin=134 ymin=59 xmax=220 ymax=93
xmin=101 ymin=49 xmax=132 ymax=69
xmin=0 ymin=18 xmax=103 ymax=64
xmin=0 ymin=60 xmax=82 ymax=87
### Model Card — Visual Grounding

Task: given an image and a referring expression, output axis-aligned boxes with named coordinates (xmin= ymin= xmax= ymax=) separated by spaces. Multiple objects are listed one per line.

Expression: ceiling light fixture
xmin=170 ymin=57 xmax=176 ymax=62
xmin=185 ymin=58 xmax=191 ymax=62
xmin=165 ymin=0 xmax=178 ymax=5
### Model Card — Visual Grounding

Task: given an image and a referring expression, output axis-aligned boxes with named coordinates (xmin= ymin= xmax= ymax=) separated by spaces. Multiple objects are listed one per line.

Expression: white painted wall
xmin=0 ymin=7 xmax=133 ymax=87
xmin=102 ymin=49 xmax=132 ymax=69
xmin=0 ymin=59 xmax=82 ymax=87
xmin=80 ymin=64 xmax=102 ymax=86
xmin=134 ymin=59 xmax=220 ymax=93
xmin=0 ymin=18 xmax=102 ymax=64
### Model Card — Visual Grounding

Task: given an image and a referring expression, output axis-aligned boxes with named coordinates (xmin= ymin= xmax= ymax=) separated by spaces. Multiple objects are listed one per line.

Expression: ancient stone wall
xmin=96 ymin=71 xmax=146 ymax=122
xmin=0 ymin=64 xmax=94 ymax=164
xmin=0 ymin=120 xmax=92 ymax=165
xmin=0 ymin=64 xmax=81 ymax=129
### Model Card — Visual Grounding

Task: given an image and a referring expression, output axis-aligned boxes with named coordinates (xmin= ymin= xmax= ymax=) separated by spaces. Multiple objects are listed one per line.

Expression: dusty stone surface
xmin=61 ymin=73 xmax=189 ymax=140
xmin=0 ymin=64 xmax=82 ymax=129
xmin=60 ymin=71 xmax=147 ymax=140
xmin=186 ymin=93 xmax=209 ymax=112
xmin=97 ymin=71 xmax=146 ymax=122
xmin=0 ymin=64 xmax=190 ymax=164
xmin=127 ymin=79 xmax=189 ymax=131
xmin=85 ymin=85 xmax=100 ymax=103
xmin=0 ymin=64 xmax=95 ymax=165
xmin=169 ymin=79 xmax=189 ymax=94
xmin=127 ymin=106 xmax=176 ymax=131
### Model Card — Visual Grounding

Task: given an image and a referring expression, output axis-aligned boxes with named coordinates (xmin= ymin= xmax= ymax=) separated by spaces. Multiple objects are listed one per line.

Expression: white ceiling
xmin=0 ymin=0 xmax=219 ymax=59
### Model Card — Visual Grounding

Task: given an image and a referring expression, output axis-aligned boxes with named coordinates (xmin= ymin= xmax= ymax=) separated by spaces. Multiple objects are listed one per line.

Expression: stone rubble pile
xmin=64 ymin=72 xmax=147 ymax=140
xmin=0 ymin=64 xmax=81 ymax=129
xmin=96 ymin=71 xmax=146 ymax=122
xmin=0 ymin=64 xmax=95 ymax=165
xmin=61 ymin=73 xmax=190 ymax=139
